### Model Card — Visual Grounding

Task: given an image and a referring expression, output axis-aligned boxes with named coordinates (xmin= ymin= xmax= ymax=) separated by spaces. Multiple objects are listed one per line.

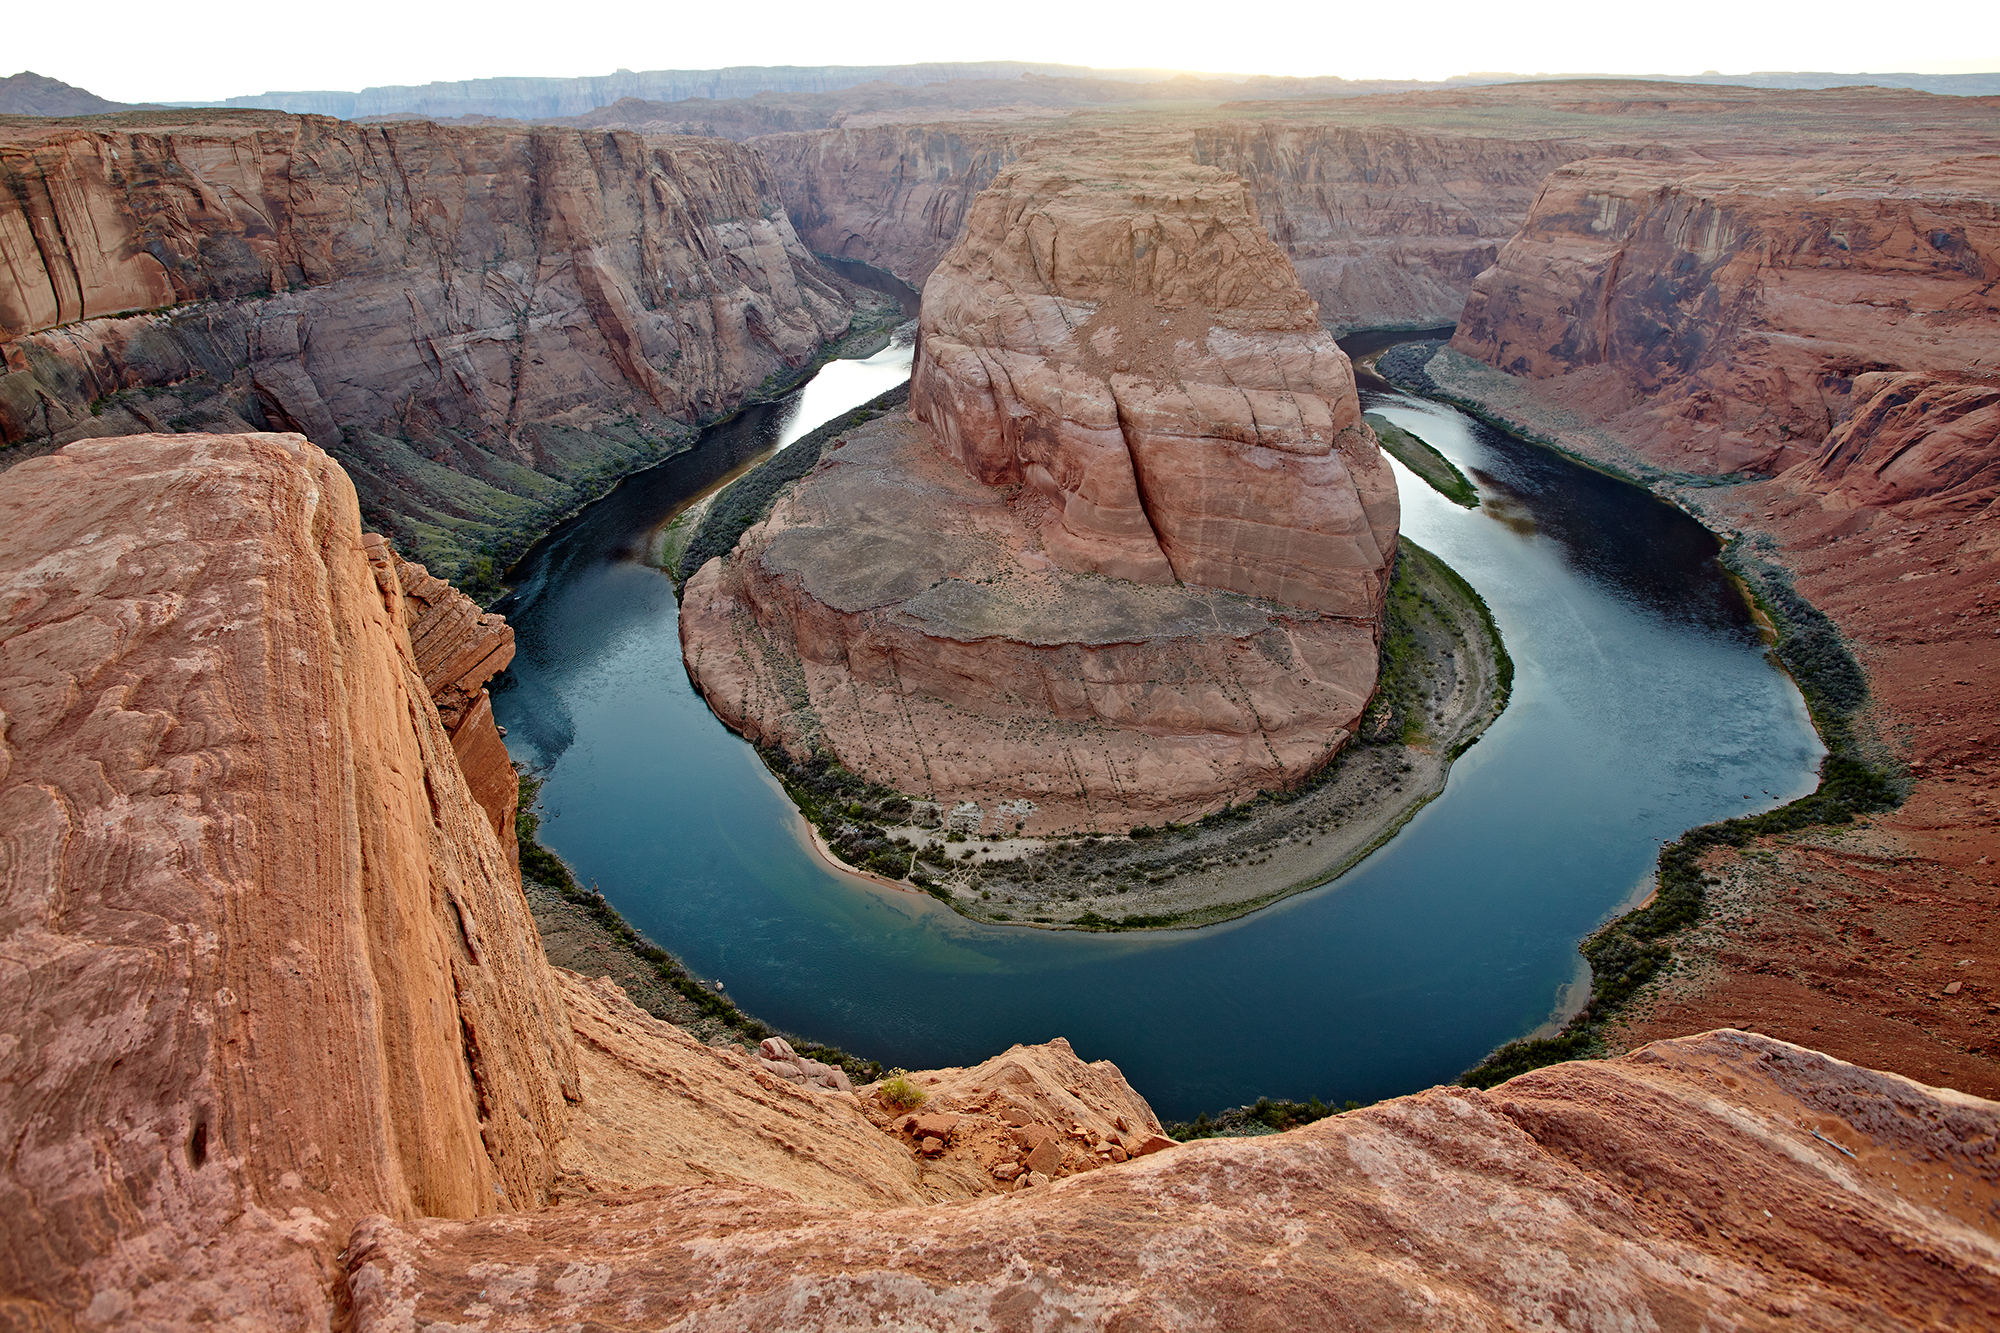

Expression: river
xmin=491 ymin=329 xmax=1824 ymax=1121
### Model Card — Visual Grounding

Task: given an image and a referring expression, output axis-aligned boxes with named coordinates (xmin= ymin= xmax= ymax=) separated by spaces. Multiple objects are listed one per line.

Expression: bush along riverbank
xmin=1365 ymin=411 xmax=1478 ymax=508
xmin=1458 ymin=543 xmax=1905 ymax=1089
xmin=750 ymin=538 xmax=1512 ymax=934
xmin=515 ymin=772 xmax=885 ymax=1085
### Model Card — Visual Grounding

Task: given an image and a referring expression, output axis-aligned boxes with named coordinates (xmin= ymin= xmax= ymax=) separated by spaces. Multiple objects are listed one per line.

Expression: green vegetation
xmin=674 ymin=382 xmax=912 ymax=586
xmin=1168 ymin=1095 xmax=1366 ymax=1141
xmin=1365 ymin=412 xmax=1478 ymax=508
xmin=1458 ymin=544 xmax=1903 ymax=1090
xmin=515 ymin=771 xmax=883 ymax=1085
xmin=877 ymin=1069 xmax=927 ymax=1110
xmin=1362 ymin=541 xmax=1513 ymax=750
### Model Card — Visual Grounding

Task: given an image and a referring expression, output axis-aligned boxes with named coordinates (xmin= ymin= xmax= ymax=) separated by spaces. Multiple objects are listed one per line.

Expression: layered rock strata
xmin=0 ymin=432 xmax=578 ymax=1325
xmin=683 ymin=147 xmax=1396 ymax=830
xmin=681 ymin=416 xmax=1383 ymax=831
xmin=386 ymin=542 xmax=519 ymax=855
xmin=1453 ymin=153 xmax=2000 ymax=476
xmin=0 ymin=112 xmax=861 ymax=579
xmin=350 ymin=1029 xmax=2000 ymax=1330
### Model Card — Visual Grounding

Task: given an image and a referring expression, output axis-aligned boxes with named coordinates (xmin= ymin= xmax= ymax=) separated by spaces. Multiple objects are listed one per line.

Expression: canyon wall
xmin=1452 ymin=153 xmax=2000 ymax=475
xmin=757 ymin=118 xmax=1583 ymax=330
xmin=684 ymin=143 xmax=1395 ymax=830
xmin=0 ymin=112 xmax=861 ymax=580
xmin=0 ymin=432 xmax=579 ymax=1324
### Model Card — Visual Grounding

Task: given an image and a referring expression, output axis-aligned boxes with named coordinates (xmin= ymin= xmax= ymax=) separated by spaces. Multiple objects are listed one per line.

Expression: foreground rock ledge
xmin=681 ymin=144 xmax=1397 ymax=832
xmin=4 ymin=435 xmax=1996 ymax=1329
xmin=349 ymin=1030 xmax=2000 ymax=1331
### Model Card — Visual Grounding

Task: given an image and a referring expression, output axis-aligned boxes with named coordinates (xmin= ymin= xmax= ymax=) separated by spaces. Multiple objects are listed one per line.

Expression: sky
xmin=18 ymin=0 xmax=1998 ymax=104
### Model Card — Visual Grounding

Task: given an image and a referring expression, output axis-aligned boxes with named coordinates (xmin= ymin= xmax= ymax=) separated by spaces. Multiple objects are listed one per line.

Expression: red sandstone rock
xmin=0 ymin=433 xmax=577 ymax=1326
xmin=911 ymin=141 xmax=1397 ymax=613
xmin=344 ymin=1030 xmax=2000 ymax=1330
xmin=0 ymin=113 xmax=857 ymax=573
xmin=1793 ymin=372 xmax=2000 ymax=510
xmin=685 ymin=144 xmax=1393 ymax=829
xmin=679 ymin=413 xmax=1382 ymax=831
xmin=381 ymin=542 xmax=519 ymax=855
xmin=1453 ymin=153 xmax=2000 ymax=477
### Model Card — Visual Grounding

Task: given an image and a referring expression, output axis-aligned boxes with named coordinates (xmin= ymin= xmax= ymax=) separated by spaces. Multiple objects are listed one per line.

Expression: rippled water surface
xmin=492 ymin=337 xmax=1823 ymax=1120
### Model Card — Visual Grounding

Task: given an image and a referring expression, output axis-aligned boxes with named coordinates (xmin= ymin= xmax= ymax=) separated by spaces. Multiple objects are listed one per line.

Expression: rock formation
xmin=682 ymin=144 xmax=1396 ymax=830
xmin=0 ymin=112 xmax=863 ymax=580
xmin=756 ymin=118 xmax=1577 ymax=331
xmin=0 ymin=432 xmax=578 ymax=1325
xmin=1453 ymin=152 xmax=2000 ymax=476
xmin=347 ymin=1029 xmax=2000 ymax=1330
xmin=388 ymin=542 xmax=519 ymax=856
xmin=3 ymin=431 xmax=1995 ymax=1327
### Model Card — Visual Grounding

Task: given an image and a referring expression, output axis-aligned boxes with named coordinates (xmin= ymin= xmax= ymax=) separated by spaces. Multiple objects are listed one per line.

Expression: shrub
xmin=878 ymin=1068 xmax=926 ymax=1110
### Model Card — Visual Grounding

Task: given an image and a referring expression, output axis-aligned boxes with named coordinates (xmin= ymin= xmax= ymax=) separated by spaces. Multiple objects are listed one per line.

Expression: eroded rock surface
xmin=385 ymin=543 xmax=519 ymax=852
xmin=346 ymin=1030 xmax=2000 ymax=1331
xmin=683 ymin=143 xmax=1395 ymax=831
xmin=0 ymin=112 xmax=861 ymax=579
xmin=911 ymin=142 xmax=1397 ymax=612
xmin=1453 ymin=152 xmax=2000 ymax=477
xmin=0 ymin=433 xmax=578 ymax=1326
xmin=681 ymin=414 xmax=1380 ymax=831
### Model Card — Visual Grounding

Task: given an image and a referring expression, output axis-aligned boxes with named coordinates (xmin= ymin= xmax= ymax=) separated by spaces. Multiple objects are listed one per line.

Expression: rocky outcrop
xmin=683 ymin=146 xmax=1394 ymax=830
xmin=0 ymin=112 xmax=861 ymax=580
xmin=681 ymin=416 xmax=1382 ymax=832
xmin=0 ymin=432 xmax=579 ymax=1326
xmin=347 ymin=1028 xmax=2000 ymax=1330
xmin=1792 ymin=371 xmax=2000 ymax=511
xmin=1453 ymin=153 xmax=2000 ymax=476
xmin=386 ymin=542 xmax=519 ymax=855
xmin=911 ymin=143 xmax=1397 ymax=611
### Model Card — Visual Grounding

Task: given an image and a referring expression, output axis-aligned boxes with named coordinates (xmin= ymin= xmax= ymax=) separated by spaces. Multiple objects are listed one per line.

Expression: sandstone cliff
xmin=0 ymin=432 xmax=578 ymax=1324
xmin=1453 ymin=152 xmax=2000 ymax=476
xmin=682 ymin=144 xmax=1395 ymax=830
xmin=0 ymin=112 xmax=862 ymax=580
xmin=756 ymin=117 xmax=1579 ymax=331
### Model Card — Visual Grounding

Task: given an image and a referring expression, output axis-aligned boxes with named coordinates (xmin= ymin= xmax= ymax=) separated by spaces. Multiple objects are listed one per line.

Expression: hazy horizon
xmin=17 ymin=0 xmax=1999 ymax=106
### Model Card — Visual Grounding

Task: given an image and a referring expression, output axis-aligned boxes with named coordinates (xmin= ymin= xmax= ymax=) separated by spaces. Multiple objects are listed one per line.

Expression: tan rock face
xmin=910 ymin=142 xmax=1397 ymax=616
xmin=344 ymin=1030 xmax=2000 ymax=1330
xmin=759 ymin=116 xmax=1580 ymax=331
xmin=680 ymin=415 xmax=1380 ymax=831
xmin=0 ymin=433 xmax=577 ymax=1326
xmin=0 ymin=113 xmax=856 ymax=578
xmin=1452 ymin=153 xmax=2000 ymax=477
xmin=387 ymin=545 xmax=519 ymax=854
